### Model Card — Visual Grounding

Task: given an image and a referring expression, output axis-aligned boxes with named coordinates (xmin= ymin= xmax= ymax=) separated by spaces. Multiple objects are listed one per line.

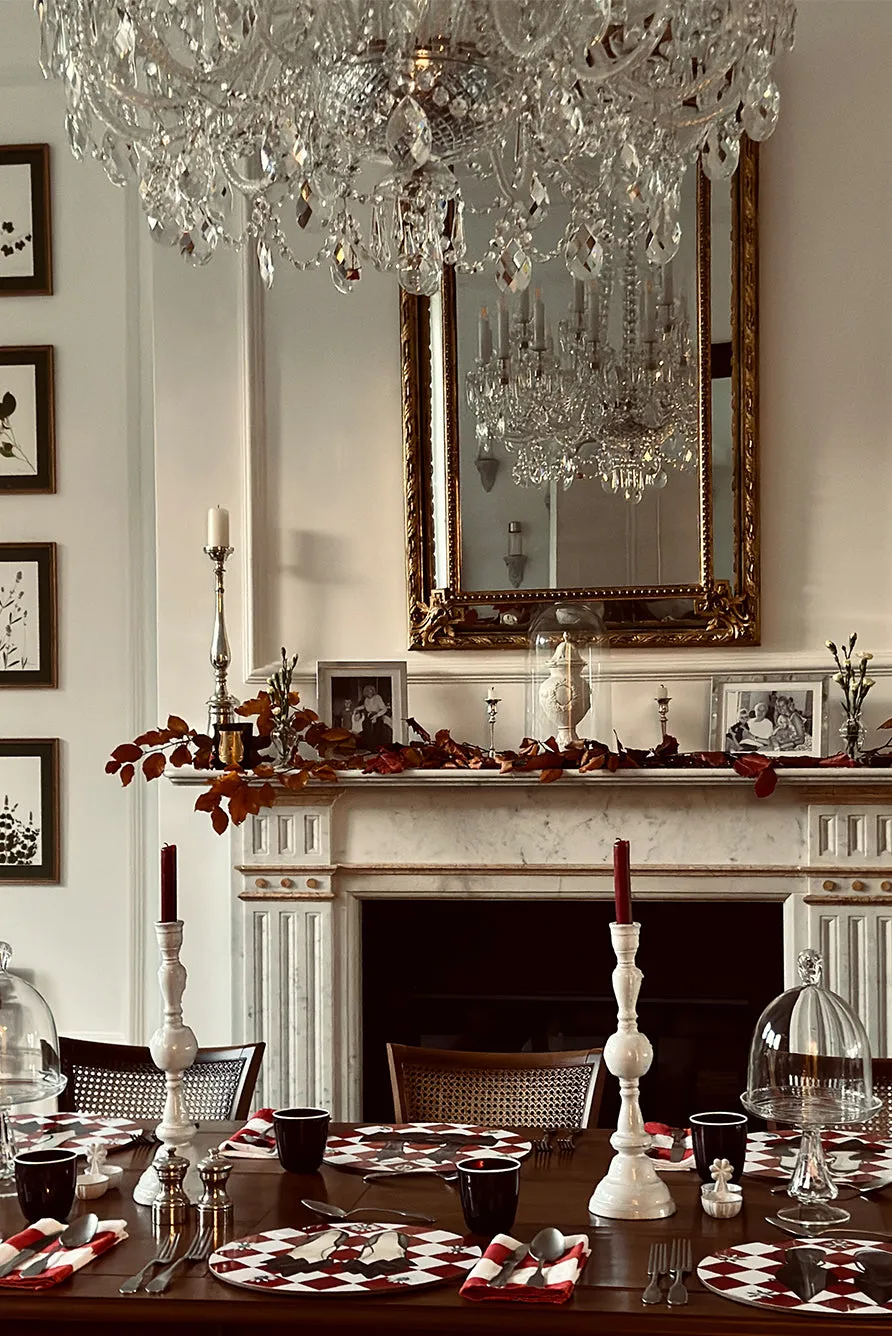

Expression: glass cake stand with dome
xmin=0 ymin=941 xmax=66 ymax=1196
xmin=742 ymin=947 xmax=881 ymax=1225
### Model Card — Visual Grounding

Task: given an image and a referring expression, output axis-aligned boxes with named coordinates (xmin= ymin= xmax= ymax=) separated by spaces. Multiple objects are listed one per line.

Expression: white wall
xmin=4 ymin=1 xmax=892 ymax=1047
xmin=0 ymin=3 xmax=155 ymax=1043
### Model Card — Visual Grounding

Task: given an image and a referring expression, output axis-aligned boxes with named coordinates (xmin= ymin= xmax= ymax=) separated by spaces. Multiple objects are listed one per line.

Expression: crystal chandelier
xmin=35 ymin=2 xmax=794 ymax=296
xmin=465 ymin=213 xmax=698 ymax=500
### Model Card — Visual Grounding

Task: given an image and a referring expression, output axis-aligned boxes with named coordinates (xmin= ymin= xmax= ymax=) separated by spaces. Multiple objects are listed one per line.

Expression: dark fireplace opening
xmin=361 ymin=899 xmax=783 ymax=1128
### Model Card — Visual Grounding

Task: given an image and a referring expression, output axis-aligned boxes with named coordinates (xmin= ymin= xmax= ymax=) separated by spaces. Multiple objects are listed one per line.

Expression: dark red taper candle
xmin=613 ymin=838 xmax=632 ymax=924
xmin=160 ymin=844 xmax=178 ymax=923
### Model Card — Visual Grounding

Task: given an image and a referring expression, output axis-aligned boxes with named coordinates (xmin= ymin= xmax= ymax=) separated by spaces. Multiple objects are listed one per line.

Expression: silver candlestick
xmin=655 ymin=683 xmax=672 ymax=741
xmin=485 ymin=690 xmax=501 ymax=757
xmin=204 ymin=544 xmax=237 ymax=733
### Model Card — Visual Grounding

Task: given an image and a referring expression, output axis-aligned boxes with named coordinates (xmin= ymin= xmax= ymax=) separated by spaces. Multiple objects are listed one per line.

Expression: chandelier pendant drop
xmin=36 ymin=2 xmax=795 ymax=295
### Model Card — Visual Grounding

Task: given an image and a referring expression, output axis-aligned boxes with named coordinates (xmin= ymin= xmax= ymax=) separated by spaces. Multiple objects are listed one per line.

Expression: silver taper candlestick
xmin=204 ymin=544 xmax=237 ymax=732
xmin=655 ymin=683 xmax=672 ymax=741
xmin=485 ymin=690 xmax=501 ymax=758
xmin=134 ymin=921 xmax=202 ymax=1205
xmin=589 ymin=922 xmax=676 ymax=1220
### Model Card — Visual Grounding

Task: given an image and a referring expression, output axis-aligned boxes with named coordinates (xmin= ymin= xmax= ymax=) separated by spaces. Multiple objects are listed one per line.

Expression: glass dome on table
xmin=742 ymin=947 xmax=881 ymax=1225
xmin=525 ymin=601 xmax=610 ymax=749
xmin=0 ymin=942 xmax=66 ymax=1196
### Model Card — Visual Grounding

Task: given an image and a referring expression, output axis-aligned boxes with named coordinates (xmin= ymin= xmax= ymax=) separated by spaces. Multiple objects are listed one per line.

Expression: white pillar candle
xmin=519 ymin=285 xmax=531 ymax=324
xmin=572 ymin=278 xmax=585 ymax=313
xmin=207 ymin=506 xmax=230 ymax=548
xmin=533 ymin=289 xmax=546 ymax=350
xmin=486 ymin=684 xmax=498 ymax=702
xmin=508 ymin=521 xmax=522 ymax=556
xmin=477 ymin=306 xmax=492 ymax=364
xmin=497 ymin=299 xmax=509 ymax=360
xmin=586 ymin=280 xmax=599 ymax=340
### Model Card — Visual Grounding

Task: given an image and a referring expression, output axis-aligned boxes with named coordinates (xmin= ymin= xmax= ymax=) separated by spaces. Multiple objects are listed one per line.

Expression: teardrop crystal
xmin=332 ymin=238 xmax=361 ymax=294
xmin=565 ymin=224 xmax=604 ymax=280
xmin=701 ymin=129 xmax=740 ymax=182
xmin=494 ymin=242 xmax=532 ymax=294
xmin=257 ymin=238 xmax=275 ymax=289
xmin=385 ymin=96 xmax=432 ymax=170
xmin=742 ymin=80 xmax=781 ymax=142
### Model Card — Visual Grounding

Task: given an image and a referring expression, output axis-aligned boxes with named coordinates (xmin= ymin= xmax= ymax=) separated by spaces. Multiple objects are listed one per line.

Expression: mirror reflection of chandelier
xmin=465 ymin=218 xmax=698 ymax=501
xmin=36 ymin=3 xmax=794 ymax=295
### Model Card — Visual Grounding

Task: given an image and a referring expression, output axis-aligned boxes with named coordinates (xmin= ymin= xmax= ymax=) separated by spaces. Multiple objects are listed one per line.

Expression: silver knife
xmin=489 ymin=1242 xmax=528 ymax=1289
xmin=669 ymin=1128 xmax=687 ymax=1163
xmin=766 ymin=1216 xmax=892 ymax=1243
xmin=0 ymin=1229 xmax=65 ymax=1279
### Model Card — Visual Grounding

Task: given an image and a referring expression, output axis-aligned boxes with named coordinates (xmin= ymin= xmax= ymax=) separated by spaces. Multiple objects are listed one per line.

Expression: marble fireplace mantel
xmin=193 ymin=769 xmax=892 ymax=1114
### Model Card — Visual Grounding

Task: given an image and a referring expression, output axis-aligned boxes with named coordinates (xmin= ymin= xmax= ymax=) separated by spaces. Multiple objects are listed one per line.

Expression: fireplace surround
xmin=220 ymin=770 xmax=892 ymax=1114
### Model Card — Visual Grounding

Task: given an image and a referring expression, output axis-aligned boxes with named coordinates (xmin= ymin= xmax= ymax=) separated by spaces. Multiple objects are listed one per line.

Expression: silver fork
xmin=667 ymin=1237 xmax=693 ymax=1306
xmin=532 ymin=1129 xmax=553 ymax=1157
xmin=642 ymin=1241 xmax=668 ymax=1305
xmin=119 ymin=1234 xmax=180 ymax=1294
xmin=144 ymin=1228 xmax=213 ymax=1294
xmin=556 ymin=1127 xmax=581 ymax=1157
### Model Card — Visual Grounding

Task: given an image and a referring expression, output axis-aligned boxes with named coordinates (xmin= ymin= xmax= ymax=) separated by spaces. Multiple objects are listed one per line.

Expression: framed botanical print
xmin=317 ymin=660 xmax=409 ymax=746
xmin=0 ymin=146 xmax=53 ymax=297
xmin=0 ymin=346 xmax=55 ymax=493
xmin=0 ymin=739 xmax=60 ymax=882
xmin=0 ymin=543 xmax=57 ymax=687
xmin=709 ymin=673 xmax=829 ymax=757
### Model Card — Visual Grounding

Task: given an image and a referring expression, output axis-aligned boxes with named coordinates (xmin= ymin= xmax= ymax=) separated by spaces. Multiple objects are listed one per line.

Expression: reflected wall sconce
xmin=504 ymin=521 xmax=527 ymax=589
xmin=475 ymin=432 xmax=501 ymax=492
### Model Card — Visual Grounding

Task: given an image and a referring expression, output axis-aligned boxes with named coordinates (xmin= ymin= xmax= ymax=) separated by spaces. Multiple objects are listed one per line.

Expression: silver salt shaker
xmin=152 ymin=1146 xmax=191 ymax=1231
xmin=196 ymin=1146 xmax=234 ymax=1234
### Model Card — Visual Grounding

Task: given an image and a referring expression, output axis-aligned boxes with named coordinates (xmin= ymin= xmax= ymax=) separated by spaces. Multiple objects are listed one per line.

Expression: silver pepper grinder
xmin=152 ymin=1146 xmax=191 ymax=1231
xmin=196 ymin=1146 xmax=234 ymax=1241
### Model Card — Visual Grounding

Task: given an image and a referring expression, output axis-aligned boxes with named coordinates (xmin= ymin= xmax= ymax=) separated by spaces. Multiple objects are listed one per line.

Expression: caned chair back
xmin=387 ymin=1044 xmax=605 ymax=1129
xmin=864 ymin=1057 xmax=892 ymax=1140
xmin=58 ymin=1037 xmax=264 ymax=1122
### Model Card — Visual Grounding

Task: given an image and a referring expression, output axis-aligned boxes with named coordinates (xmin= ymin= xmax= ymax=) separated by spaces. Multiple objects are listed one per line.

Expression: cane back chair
xmin=58 ymin=1037 xmax=264 ymax=1122
xmin=863 ymin=1057 xmax=892 ymax=1139
xmin=387 ymin=1043 xmax=605 ymax=1130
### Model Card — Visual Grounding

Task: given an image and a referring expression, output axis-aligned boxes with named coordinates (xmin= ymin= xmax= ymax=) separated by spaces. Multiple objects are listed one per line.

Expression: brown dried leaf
xmin=166 ymin=715 xmax=189 ymax=736
xmin=120 ymin=763 xmax=134 ymax=787
xmin=142 ymin=753 xmax=167 ymax=781
xmin=211 ymin=805 xmax=229 ymax=835
xmin=169 ymin=744 xmax=192 ymax=768
xmin=105 ymin=759 xmax=121 ymax=775
xmin=112 ymin=743 xmax=142 ymax=763
xmin=539 ymin=767 xmax=564 ymax=784
xmin=194 ymin=790 xmax=221 ymax=813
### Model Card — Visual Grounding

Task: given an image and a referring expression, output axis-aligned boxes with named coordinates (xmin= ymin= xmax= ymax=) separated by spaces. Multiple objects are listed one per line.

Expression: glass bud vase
xmin=840 ymin=712 xmax=865 ymax=762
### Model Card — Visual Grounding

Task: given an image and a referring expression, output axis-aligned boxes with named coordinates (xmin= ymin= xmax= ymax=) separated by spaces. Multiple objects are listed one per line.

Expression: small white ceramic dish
xmin=701 ymin=1182 xmax=743 ymax=1218
xmin=76 ymin=1171 xmax=109 ymax=1200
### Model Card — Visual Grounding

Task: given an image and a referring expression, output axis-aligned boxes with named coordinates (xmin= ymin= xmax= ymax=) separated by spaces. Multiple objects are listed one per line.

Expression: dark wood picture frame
xmin=0 ymin=542 xmax=58 ymax=687
xmin=0 ymin=738 xmax=60 ymax=882
xmin=0 ymin=345 xmax=56 ymax=493
xmin=0 ymin=145 xmax=53 ymax=297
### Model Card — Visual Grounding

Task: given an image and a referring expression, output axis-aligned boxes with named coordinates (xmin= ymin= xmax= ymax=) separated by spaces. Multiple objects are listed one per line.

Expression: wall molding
xmin=239 ymin=246 xmax=269 ymax=682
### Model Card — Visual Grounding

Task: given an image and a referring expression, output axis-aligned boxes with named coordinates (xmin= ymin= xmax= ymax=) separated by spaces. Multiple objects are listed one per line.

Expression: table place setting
xmin=459 ymin=1228 xmax=591 ymax=1305
xmin=8 ymin=1114 xmax=143 ymax=1156
xmin=697 ymin=1237 xmax=892 ymax=1318
xmin=0 ymin=1215 xmax=127 ymax=1290
xmin=644 ymin=1123 xmax=694 ymax=1169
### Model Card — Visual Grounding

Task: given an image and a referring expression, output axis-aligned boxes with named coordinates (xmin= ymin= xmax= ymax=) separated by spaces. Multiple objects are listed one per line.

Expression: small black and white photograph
xmin=711 ymin=676 xmax=827 ymax=757
xmin=317 ymin=660 xmax=408 ymax=747
xmin=0 ymin=346 xmax=55 ymax=492
xmin=0 ymin=739 xmax=59 ymax=882
xmin=0 ymin=145 xmax=52 ymax=296
xmin=0 ymin=542 xmax=58 ymax=687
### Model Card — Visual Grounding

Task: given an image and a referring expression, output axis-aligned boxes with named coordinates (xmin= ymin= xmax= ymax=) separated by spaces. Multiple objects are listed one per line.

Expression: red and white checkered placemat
xmin=698 ymin=1238 xmax=892 ymax=1317
xmin=324 ymin=1123 xmax=532 ymax=1174
xmin=744 ymin=1131 xmax=892 ymax=1190
xmin=209 ymin=1223 xmax=481 ymax=1296
xmin=9 ymin=1113 xmax=142 ymax=1153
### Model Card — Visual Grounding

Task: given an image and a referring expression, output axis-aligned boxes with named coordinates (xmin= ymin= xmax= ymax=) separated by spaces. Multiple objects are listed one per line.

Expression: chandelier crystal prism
xmin=35 ymin=1 xmax=795 ymax=295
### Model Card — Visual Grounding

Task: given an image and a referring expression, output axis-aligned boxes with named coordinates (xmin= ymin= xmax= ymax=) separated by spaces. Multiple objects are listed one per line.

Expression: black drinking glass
xmin=690 ymin=1111 xmax=749 ymax=1184
xmin=457 ymin=1156 xmax=520 ymax=1237
xmin=273 ymin=1107 xmax=330 ymax=1173
xmin=14 ymin=1148 xmax=78 ymax=1223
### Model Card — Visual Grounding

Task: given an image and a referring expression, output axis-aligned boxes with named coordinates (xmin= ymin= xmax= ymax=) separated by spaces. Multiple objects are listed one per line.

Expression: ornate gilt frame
xmin=402 ymin=139 xmax=760 ymax=650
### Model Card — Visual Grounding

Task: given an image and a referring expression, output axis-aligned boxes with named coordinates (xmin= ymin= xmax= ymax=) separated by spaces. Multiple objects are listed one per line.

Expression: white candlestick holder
xmin=133 ymin=920 xmax=202 ymax=1205
xmin=588 ymin=921 xmax=676 ymax=1220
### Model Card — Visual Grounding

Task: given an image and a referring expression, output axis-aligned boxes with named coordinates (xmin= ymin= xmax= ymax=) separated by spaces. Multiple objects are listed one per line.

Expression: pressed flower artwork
xmin=0 ymin=740 xmax=59 ymax=881
xmin=0 ymin=544 xmax=57 ymax=687
xmin=0 ymin=146 xmax=52 ymax=296
xmin=0 ymin=347 xmax=55 ymax=492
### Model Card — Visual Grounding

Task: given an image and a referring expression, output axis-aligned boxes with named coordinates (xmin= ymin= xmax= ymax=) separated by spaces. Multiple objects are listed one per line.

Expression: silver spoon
xmin=526 ymin=1227 xmax=567 ymax=1289
xmin=18 ymin=1213 xmax=100 ymax=1278
xmin=301 ymin=1198 xmax=434 ymax=1224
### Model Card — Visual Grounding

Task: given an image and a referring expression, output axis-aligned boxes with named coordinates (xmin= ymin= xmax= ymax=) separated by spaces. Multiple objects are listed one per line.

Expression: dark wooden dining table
xmin=3 ymin=1122 xmax=892 ymax=1335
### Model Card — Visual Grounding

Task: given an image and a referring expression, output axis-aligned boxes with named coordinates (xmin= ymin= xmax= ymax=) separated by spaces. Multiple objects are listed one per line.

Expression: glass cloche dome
xmin=742 ymin=947 xmax=881 ymax=1225
xmin=0 ymin=942 xmax=66 ymax=1193
xmin=525 ymin=601 xmax=610 ymax=749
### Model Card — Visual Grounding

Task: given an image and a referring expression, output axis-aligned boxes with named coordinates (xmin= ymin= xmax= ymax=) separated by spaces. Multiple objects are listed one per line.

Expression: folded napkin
xmin=645 ymin=1122 xmax=694 ymax=1170
xmin=0 ymin=1217 xmax=127 ymax=1291
xmin=460 ymin=1232 xmax=590 ymax=1304
xmin=219 ymin=1108 xmax=277 ymax=1158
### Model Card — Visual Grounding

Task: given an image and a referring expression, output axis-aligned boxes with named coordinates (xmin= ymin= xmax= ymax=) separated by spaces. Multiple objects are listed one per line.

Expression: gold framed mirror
xmin=401 ymin=139 xmax=759 ymax=650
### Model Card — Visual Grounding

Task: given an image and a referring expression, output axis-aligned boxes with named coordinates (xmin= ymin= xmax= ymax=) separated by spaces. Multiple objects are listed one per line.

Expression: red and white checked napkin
xmin=0 ymin=1217 xmax=127 ymax=1291
xmin=218 ymin=1108 xmax=277 ymax=1159
xmin=460 ymin=1232 xmax=590 ymax=1304
xmin=645 ymin=1122 xmax=694 ymax=1170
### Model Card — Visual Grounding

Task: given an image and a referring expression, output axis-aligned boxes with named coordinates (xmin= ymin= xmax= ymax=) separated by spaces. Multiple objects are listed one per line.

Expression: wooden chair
xmin=58 ymin=1037 xmax=265 ymax=1122
xmin=864 ymin=1057 xmax=892 ymax=1139
xmin=387 ymin=1043 xmax=605 ymax=1130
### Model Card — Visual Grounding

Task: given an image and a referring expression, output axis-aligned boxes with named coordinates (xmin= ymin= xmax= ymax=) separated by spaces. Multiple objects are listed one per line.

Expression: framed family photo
xmin=0 ymin=146 xmax=53 ymax=297
xmin=0 ymin=346 xmax=55 ymax=493
xmin=317 ymin=661 xmax=408 ymax=747
xmin=709 ymin=673 xmax=829 ymax=757
xmin=0 ymin=739 xmax=60 ymax=882
xmin=0 ymin=543 xmax=58 ymax=687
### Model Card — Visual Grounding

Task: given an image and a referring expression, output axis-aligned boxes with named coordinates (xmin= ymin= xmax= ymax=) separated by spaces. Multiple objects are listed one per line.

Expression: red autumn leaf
xmin=880 ymin=718 xmax=892 ymax=731
xmin=254 ymin=783 xmax=277 ymax=810
xmin=166 ymin=715 xmax=189 ymax=736
xmin=733 ymin=754 xmax=772 ymax=779
xmin=402 ymin=747 xmax=422 ymax=766
xmin=169 ymin=744 xmax=192 ymax=768
xmin=288 ymin=691 xmax=302 ymax=705
xmin=112 ymin=743 xmax=142 ymax=763
xmin=313 ymin=765 xmax=339 ymax=783
xmin=120 ymin=763 xmax=134 ymax=787
xmin=210 ymin=805 xmax=229 ymax=834
xmin=105 ymin=759 xmax=121 ymax=774
xmin=236 ymin=696 xmax=267 ymax=717
xmin=579 ymin=753 xmax=606 ymax=772
xmin=322 ymin=727 xmax=354 ymax=743
xmin=194 ymin=790 xmax=220 ymax=813
xmin=754 ymin=766 xmax=778 ymax=798
xmin=227 ymin=786 xmax=251 ymax=826
xmin=539 ymin=767 xmax=564 ymax=783
xmin=282 ymin=770 xmax=310 ymax=791
xmin=142 ymin=753 xmax=166 ymax=780
xmin=192 ymin=747 xmax=214 ymax=770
